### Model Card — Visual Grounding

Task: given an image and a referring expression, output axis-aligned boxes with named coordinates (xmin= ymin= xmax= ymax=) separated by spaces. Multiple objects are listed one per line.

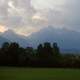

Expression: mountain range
xmin=28 ymin=27 xmax=80 ymax=53
xmin=0 ymin=27 xmax=80 ymax=53
xmin=0 ymin=30 xmax=30 ymax=48
xmin=0 ymin=35 xmax=10 ymax=47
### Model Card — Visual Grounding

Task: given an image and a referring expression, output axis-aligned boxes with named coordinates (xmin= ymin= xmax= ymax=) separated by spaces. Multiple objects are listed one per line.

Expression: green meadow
xmin=0 ymin=67 xmax=80 ymax=80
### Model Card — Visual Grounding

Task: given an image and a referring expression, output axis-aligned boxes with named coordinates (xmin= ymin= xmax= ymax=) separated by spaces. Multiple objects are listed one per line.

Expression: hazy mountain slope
xmin=28 ymin=27 xmax=80 ymax=51
xmin=1 ymin=27 xmax=80 ymax=52
xmin=1 ymin=30 xmax=30 ymax=47
xmin=0 ymin=34 xmax=10 ymax=47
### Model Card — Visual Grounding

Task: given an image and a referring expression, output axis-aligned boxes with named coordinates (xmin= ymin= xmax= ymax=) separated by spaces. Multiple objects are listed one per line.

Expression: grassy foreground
xmin=0 ymin=67 xmax=80 ymax=80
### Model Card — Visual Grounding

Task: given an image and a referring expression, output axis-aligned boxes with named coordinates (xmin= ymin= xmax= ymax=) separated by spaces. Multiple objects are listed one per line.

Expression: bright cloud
xmin=0 ymin=25 xmax=8 ymax=33
xmin=31 ymin=0 xmax=65 ymax=10
xmin=14 ymin=26 xmax=40 ymax=36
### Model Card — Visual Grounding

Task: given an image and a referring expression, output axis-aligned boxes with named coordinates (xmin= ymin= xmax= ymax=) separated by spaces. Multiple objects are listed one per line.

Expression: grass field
xmin=0 ymin=67 xmax=80 ymax=80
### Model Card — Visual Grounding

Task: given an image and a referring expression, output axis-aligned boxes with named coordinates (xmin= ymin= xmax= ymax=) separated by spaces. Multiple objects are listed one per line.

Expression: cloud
xmin=0 ymin=0 xmax=36 ymax=34
xmin=31 ymin=0 xmax=65 ymax=10
xmin=0 ymin=0 xmax=80 ymax=36
xmin=0 ymin=25 xmax=8 ymax=33
xmin=62 ymin=0 xmax=80 ymax=29
xmin=14 ymin=26 xmax=40 ymax=36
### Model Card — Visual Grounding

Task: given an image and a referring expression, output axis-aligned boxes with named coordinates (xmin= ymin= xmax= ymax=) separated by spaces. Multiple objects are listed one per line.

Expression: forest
xmin=0 ymin=42 xmax=80 ymax=68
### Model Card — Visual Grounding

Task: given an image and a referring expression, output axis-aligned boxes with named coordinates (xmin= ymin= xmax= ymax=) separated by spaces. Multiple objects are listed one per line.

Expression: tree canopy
xmin=0 ymin=42 xmax=80 ymax=68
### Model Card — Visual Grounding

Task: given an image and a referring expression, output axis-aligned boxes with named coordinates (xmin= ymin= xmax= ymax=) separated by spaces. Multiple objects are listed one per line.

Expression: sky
xmin=0 ymin=0 xmax=80 ymax=36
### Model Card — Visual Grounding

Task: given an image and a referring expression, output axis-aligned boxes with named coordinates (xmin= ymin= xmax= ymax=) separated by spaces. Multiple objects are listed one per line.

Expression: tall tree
xmin=0 ymin=42 xmax=10 ymax=65
xmin=53 ymin=43 xmax=60 ymax=56
xmin=8 ymin=42 xmax=20 ymax=65
xmin=37 ymin=44 xmax=43 ymax=58
xmin=43 ymin=42 xmax=53 ymax=58
xmin=1 ymin=42 xmax=9 ymax=51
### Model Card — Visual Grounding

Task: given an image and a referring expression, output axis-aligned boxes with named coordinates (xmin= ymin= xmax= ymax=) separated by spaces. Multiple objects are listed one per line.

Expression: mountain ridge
xmin=0 ymin=29 xmax=30 ymax=47
xmin=0 ymin=27 xmax=80 ymax=53
xmin=28 ymin=27 xmax=80 ymax=50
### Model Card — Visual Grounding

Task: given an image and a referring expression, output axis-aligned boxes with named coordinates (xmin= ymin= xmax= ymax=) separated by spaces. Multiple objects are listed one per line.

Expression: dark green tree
xmin=37 ymin=44 xmax=43 ymax=58
xmin=1 ymin=42 xmax=9 ymax=50
xmin=53 ymin=43 xmax=60 ymax=56
xmin=7 ymin=42 xmax=20 ymax=65
xmin=43 ymin=42 xmax=53 ymax=58
xmin=0 ymin=42 xmax=10 ymax=65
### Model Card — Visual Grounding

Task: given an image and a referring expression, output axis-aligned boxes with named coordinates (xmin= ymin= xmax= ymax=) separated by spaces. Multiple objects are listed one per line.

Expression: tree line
xmin=0 ymin=42 xmax=80 ymax=68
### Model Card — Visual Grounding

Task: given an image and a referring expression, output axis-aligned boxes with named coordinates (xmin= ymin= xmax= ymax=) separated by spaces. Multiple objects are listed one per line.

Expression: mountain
xmin=0 ymin=33 xmax=10 ymax=47
xmin=1 ymin=27 xmax=80 ymax=53
xmin=1 ymin=30 xmax=30 ymax=47
xmin=28 ymin=26 xmax=80 ymax=52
